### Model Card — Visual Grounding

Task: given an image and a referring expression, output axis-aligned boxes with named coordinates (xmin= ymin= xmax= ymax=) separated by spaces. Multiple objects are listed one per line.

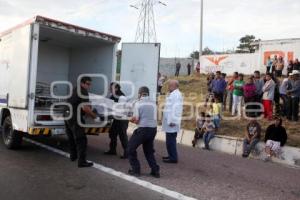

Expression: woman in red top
xmin=243 ymin=77 xmax=257 ymax=117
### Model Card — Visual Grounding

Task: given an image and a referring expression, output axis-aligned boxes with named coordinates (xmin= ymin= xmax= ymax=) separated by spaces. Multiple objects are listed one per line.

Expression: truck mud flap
xmin=28 ymin=128 xmax=51 ymax=136
xmin=85 ymin=127 xmax=110 ymax=135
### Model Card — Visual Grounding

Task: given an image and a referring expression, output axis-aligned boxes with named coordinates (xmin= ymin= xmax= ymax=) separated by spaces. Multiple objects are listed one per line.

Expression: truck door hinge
xmin=29 ymin=93 xmax=35 ymax=100
xmin=32 ymin=33 xmax=38 ymax=40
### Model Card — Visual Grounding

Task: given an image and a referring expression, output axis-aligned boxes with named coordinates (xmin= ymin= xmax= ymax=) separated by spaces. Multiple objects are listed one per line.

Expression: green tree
xmin=236 ymin=35 xmax=260 ymax=53
xmin=190 ymin=51 xmax=199 ymax=59
xmin=190 ymin=47 xmax=214 ymax=59
xmin=202 ymin=47 xmax=214 ymax=55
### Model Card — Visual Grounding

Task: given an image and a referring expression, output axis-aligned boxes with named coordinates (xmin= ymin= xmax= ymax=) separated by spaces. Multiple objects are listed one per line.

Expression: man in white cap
xmin=287 ymin=70 xmax=300 ymax=121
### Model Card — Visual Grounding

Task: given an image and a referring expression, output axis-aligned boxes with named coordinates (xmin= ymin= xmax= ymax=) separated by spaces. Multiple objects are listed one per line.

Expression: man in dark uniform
xmin=65 ymin=76 xmax=97 ymax=168
xmin=104 ymin=82 xmax=129 ymax=159
xmin=127 ymin=86 xmax=160 ymax=178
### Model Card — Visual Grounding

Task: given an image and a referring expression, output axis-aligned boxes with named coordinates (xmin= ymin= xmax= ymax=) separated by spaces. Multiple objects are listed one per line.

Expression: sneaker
xmin=150 ymin=171 xmax=160 ymax=178
xmin=120 ymin=155 xmax=128 ymax=159
xmin=128 ymin=169 xmax=141 ymax=177
xmin=162 ymin=156 xmax=169 ymax=160
xmin=242 ymin=154 xmax=249 ymax=158
xmin=264 ymin=156 xmax=271 ymax=162
xmin=104 ymin=150 xmax=117 ymax=155
xmin=162 ymin=159 xmax=178 ymax=164
xmin=78 ymin=161 xmax=94 ymax=168
xmin=70 ymin=154 xmax=77 ymax=162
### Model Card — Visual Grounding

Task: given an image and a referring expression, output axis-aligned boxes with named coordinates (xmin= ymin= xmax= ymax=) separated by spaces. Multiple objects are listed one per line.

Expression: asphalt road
xmin=0 ymin=131 xmax=300 ymax=200
xmin=0 ymin=136 xmax=173 ymax=200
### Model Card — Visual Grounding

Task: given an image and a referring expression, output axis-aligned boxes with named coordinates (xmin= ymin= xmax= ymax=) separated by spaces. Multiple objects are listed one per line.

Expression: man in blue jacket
xmin=212 ymin=71 xmax=227 ymax=103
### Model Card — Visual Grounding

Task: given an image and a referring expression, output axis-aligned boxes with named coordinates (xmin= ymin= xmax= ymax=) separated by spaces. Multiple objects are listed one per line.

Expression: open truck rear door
xmin=120 ymin=43 xmax=160 ymax=100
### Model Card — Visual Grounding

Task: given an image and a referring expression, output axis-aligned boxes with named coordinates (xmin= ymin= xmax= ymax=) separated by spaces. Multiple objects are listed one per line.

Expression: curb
xmin=128 ymin=125 xmax=300 ymax=168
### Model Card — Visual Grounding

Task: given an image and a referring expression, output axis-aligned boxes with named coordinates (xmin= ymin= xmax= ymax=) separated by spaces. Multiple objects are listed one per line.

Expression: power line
xmin=130 ymin=0 xmax=166 ymax=43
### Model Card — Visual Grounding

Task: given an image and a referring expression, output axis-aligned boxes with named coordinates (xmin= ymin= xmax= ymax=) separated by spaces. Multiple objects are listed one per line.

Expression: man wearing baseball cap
xmin=287 ymin=70 xmax=300 ymax=122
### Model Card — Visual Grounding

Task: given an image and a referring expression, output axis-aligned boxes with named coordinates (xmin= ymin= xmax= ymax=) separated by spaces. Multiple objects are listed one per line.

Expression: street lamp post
xmin=199 ymin=0 xmax=203 ymax=59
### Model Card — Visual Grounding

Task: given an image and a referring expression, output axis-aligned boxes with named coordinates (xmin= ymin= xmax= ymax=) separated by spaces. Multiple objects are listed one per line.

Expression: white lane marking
xmin=24 ymin=138 xmax=198 ymax=200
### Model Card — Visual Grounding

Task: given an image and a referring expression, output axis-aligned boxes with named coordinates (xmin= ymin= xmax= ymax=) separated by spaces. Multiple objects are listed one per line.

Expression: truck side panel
xmin=8 ymin=24 xmax=32 ymax=108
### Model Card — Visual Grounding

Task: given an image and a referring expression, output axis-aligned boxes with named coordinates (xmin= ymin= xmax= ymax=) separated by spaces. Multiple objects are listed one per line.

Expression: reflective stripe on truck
xmin=28 ymin=128 xmax=51 ymax=136
xmin=28 ymin=127 xmax=110 ymax=136
xmin=85 ymin=127 xmax=110 ymax=135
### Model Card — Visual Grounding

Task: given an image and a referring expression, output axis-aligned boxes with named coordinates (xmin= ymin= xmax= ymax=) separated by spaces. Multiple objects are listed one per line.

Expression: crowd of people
xmin=192 ymin=58 xmax=299 ymax=160
xmin=204 ymin=68 xmax=300 ymax=121
xmin=266 ymin=56 xmax=300 ymax=76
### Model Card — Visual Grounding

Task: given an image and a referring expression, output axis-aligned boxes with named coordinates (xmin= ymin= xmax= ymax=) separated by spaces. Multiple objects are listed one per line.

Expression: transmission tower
xmin=130 ymin=0 xmax=166 ymax=43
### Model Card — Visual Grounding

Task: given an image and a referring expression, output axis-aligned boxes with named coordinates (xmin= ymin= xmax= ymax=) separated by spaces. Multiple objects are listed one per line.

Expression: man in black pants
xmin=65 ymin=76 xmax=97 ymax=168
xmin=104 ymin=82 xmax=129 ymax=159
xmin=287 ymin=70 xmax=300 ymax=121
xmin=127 ymin=87 xmax=160 ymax=178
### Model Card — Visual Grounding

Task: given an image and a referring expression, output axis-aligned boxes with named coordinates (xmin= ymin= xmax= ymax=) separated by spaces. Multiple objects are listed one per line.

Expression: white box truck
xmin=0 ymin=16 xmax=160 ymax=149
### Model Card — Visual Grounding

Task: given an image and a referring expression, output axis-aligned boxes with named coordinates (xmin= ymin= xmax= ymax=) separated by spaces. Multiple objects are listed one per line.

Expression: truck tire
xmin=2 ymin=116 xmax=23 ymax=149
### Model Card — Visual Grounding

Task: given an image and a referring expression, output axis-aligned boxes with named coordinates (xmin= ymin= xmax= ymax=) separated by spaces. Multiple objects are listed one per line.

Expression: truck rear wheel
xmin=2 ymin=116 xmax=23 ymax=149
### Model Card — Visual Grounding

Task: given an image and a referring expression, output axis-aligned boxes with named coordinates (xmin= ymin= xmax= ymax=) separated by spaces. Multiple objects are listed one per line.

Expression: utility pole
xmin=130 ymin=0 xmax=166 ymax=43
xmin=199 ymin=0 xmax=204 ymax=59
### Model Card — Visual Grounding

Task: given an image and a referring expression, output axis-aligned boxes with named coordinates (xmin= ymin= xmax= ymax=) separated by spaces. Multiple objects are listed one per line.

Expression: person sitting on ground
xmin=264 ymin=116 xmax=287 ymax=162
xmin=242 ymin=120 xmax=261 ymax=158
xmin=202 ymin=115 xmax=216 ymax=150
xmin=192 ymin=112 xmax=206 ymax=147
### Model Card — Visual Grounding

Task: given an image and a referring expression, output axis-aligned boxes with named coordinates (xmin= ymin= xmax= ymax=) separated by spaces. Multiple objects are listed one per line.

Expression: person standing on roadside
xmin=162 ymin=80 xmax=183 ymax=164
xmin=175 ymin=62 xmax=181 ymax=77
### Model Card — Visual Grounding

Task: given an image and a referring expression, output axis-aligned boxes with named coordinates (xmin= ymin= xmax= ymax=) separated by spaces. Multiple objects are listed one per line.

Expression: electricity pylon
xmin=130 ymin=0 xmax=166 ymax=43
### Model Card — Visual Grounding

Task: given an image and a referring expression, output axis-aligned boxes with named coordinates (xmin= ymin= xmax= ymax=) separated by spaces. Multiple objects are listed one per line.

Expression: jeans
xmin=128 ymin=128 xmax=159 ymax=173
xmin=232 ymin=95 xmax=242 ymax=116
xmin=227 ymin=90 xmax=233 ymax=112
xmin=280 ymin=94 xmax=289 ymax=116
xmin=203 ymin=131 xmax=215 ymax=148
xmin=243 ymin=138 xmax=260 ymax=156
xmin=166 ymin=132 xmax=178 ymax=161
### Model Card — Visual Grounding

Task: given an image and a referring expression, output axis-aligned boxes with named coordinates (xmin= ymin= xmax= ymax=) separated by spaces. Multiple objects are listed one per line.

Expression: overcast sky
xmin=1 ymin=0 xmax=300 ymax=57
